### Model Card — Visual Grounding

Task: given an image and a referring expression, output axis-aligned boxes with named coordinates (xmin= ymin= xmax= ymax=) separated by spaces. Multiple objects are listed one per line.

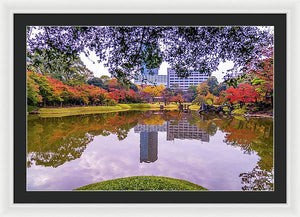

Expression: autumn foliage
xmin=168 ymin=94 xmax=184 ymax=104
xmin=224 ymin=83 xmax=259 ymax=107
xmin=139 ymin=84 xmax=166 ymax=102
xmin=27 ymin=71 xmax=138 ymax=107
xmin=198 ymin=53 xmax=274 ymax=109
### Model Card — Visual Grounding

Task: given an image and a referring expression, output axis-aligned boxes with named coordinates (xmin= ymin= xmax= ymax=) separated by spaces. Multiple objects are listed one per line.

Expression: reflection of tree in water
xmin=161 ymin=110 xmax=182 ymax=122
xmin=187 ymin=113 xmax=274 ymax=191
xmin=218 ymin=117 xmax=274 ymax=191
xmin=187 ymin=113 xmax=220 ymax=136
xmin=142 ymin=114 xmax=165 ymax=126
xmin=138 ymin=110 xmax=183 ymax=125
xmin=27 ymin=110 xmax=194 ymax=168
xmin=27 ymin=111 xmax=144 ymax=168
xmin=28 ymin=133 xmax=94 ymax=168
xmin=27 ymin=110 xmax=274 ymax=190
xmin=239 ymin=165 xmax=274 ymax=191
xmin=136 ymin=111 xmax=274 ymax=191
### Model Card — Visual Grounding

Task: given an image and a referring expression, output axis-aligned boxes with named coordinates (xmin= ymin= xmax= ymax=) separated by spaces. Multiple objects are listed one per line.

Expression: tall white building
xmin=167 ymin=68 xmax=209 ymax=90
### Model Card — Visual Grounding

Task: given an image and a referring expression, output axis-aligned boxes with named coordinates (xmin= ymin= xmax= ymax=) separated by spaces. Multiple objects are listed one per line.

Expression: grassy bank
xmin=74 ymin=176 xmax=207 ymax=191
xmin=34 ymin=103 xmax=179 ymax=118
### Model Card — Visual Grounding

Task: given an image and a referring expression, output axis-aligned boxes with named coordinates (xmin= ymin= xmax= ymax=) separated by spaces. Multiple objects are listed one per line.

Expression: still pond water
xmin=27 ymin=110 xmax=273 ymax=191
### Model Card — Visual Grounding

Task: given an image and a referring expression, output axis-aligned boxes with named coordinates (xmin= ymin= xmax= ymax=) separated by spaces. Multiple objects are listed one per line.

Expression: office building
xmin=167 ymin=68 xmax=209 ymax=90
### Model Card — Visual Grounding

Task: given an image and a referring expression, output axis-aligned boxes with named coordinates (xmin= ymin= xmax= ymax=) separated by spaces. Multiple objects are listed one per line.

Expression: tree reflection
xmin=27 ymin=111 xmax=143 ymax=168
xmin=28 ymin=133 xmax=94 ymax=168
xmin=187 ymin=113 xmax=274 ymax=191
xmin=239 ymin=165 xmax=274 ymax=191
xmin=187 ymin=113 xmax=219 ymax=136
xmin=27 ymin=110 xmax=274 ymax=191
xmin=217 ymin=117 xmax=274 ymax=190
xmin=27 ymin=110 xmax=201 ymax=168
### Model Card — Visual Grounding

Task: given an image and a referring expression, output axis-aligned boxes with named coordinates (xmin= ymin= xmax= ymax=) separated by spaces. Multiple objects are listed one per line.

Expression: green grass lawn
xmin=35 ymin=103 xmax=179 ymax=118
xmin=74 ymin=176 xmax=208 ymax=191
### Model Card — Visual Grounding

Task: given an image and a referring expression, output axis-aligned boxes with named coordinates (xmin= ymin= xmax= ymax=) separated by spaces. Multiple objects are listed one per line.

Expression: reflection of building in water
xmin=167 ymin=119 xmax=210 ymax=142
xmin=140 ymin=132 xmax=158 ymax=163
xmin=134 ymin=119 xmax=209 ymax=163
xmin=134 ymin=124 xmax=165 ymax=163
xmin=134 ymin=123 xmax=167 ymax=133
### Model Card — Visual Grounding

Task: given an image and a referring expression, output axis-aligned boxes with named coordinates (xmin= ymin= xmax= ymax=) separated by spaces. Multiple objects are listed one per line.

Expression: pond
xmin=27 ymin=110 xmax=274 ymax=191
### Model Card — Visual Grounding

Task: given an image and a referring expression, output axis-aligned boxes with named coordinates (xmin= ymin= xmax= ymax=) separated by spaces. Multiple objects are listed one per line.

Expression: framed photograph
xmin=14 ymin=13 xmax=285 ymax=203
xmin=1 ymin=0 xmax=299 ymax=216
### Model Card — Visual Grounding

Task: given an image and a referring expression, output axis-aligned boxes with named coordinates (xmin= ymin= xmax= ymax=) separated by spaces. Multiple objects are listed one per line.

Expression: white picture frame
xmin=0 ymin=0 xmax=299 ymax=216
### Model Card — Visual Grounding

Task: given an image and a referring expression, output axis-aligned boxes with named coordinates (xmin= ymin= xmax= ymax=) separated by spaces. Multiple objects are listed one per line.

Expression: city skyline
xmin=79 ymin=51 xmax=235 ymax=83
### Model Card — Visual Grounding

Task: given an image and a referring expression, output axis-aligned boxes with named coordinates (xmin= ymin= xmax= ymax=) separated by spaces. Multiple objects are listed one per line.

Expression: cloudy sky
xmin=80 ymin=51 xmax=235 ymax=83
xmin=27 ymin=129 xmax=259 ymax=191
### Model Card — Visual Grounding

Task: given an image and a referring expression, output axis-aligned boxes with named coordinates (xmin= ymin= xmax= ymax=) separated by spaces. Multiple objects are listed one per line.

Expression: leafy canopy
xmin=27 ymin=26 xmax=273 ymax=82
xmin=27 ymin=49 xmax=93 ymax=86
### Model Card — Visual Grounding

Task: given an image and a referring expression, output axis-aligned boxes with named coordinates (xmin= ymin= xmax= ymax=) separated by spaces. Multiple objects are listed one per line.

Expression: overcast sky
xmin=80 ymin=51 xmax=235 ymax=83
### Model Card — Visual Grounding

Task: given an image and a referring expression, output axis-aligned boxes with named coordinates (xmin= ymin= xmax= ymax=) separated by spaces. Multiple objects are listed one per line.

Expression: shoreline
xmin=29 ymin=103 xmax=182 ymax=118
xmin=28 ymin=103 xmax=273 ymax=118
xmin=244 ymin=113 xmax=273 ymax=118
